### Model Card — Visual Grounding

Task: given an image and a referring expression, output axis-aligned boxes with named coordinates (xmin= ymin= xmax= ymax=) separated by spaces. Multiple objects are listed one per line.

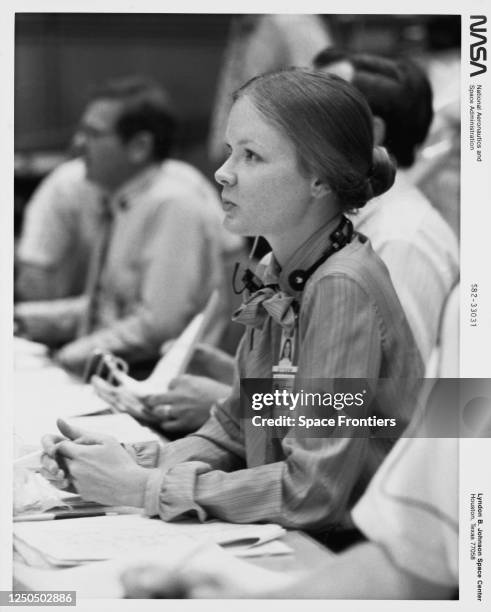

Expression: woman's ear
xmin=310 ymin=177 xmax=331 ymax=199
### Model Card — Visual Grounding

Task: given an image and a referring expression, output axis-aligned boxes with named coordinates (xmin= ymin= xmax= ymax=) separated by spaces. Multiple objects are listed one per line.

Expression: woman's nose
xmin=214 ymin=158 xmax=237 ymax=187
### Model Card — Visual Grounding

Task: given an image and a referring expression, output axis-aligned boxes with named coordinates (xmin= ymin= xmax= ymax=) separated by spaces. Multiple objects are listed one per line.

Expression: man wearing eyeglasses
xmin=15 ymin=76 xmax=241 ymax=376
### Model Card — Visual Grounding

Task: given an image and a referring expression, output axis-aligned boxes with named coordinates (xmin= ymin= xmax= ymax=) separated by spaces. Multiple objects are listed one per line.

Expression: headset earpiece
xmin=287 ymin=216 xmax=354 ymax=292
xmin=288 ymin=270 xmax=309 ymax=292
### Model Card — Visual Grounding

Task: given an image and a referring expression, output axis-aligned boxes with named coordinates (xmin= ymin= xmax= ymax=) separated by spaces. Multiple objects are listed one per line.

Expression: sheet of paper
xmin=16 ymin=376 xmax=108 ymax=418
xmin=16 ymin=412 xmax=159 ymax=454
xmin=162 ymin=519 xmax=285 ymax=547
xmin=15 ymin=337 xmax=111 ymax=443
xmin=120 ymin=310 xmax=207 ymax=396
xmin=14 ymin=515 xmax=285 ymax=563
xmin=65 ymin=413 xmax=160 ymax=444
xmin=13 ymin=470 xmax=69 ymax=514
xmin=104 ymin=291 xmax=220 ymax=406
xmin=14 ymin=517 xmax=195 ymax=564
xmin=228 ymin=539 xmax=293 ymax=557
xmin=15 ymin=375 xmax=111 ymax=448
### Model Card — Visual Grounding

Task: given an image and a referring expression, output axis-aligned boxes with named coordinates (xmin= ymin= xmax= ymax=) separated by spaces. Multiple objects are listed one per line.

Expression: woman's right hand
xmin=40 ymin=432 xmax=73 ymax=491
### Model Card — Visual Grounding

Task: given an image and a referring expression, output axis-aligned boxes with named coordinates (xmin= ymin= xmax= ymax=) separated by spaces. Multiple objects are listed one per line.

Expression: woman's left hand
xmin=53 ymin=419 xmax=150 ymax=507
xmin=144 ymin=374 xmax=231 ymax=434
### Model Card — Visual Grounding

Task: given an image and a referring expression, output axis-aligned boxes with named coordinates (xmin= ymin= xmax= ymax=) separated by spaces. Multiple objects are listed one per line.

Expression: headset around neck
xmin=233 ymin=215 xmax=354 ymax=295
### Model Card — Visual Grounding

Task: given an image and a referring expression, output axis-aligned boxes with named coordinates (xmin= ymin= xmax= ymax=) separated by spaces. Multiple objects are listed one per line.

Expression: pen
xmin=14 ymin=511 xmax=118 ymax=522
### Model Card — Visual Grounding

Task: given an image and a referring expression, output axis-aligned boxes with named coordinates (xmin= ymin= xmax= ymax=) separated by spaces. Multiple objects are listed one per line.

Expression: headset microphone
xmin=232 ymin=236 xmax=264 ymax=294
xmin=232 ymin=216 xmax=354 ymax=295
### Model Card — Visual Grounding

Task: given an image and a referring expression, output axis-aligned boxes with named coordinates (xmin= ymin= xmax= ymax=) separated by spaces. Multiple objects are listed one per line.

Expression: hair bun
xmin=365 ymin=146 xmax=397 ymax=202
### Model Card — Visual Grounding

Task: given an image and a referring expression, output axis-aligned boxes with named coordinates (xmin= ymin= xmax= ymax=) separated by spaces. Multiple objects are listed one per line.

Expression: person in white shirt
xmin=16 ymin=158 xmax=102 ymax=301
xmin=15 ymin=77 xmax=243 ymax=375
xmin=313 ymin=49 xmax=459 ymax=363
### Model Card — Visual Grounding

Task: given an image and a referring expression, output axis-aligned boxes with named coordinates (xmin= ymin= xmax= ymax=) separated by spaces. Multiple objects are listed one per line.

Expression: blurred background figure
xmin=15 ymin=76 xmax=243 ymax=376
xmin=406 ymin=16 xmax=461 ymax=239
xmin=16 ymin=158 xmax=102 ymax=301
xmin=313 ymin=49 xmax=459 ymax=364
xmin=208 ymin=14 xmax=331 ymax=166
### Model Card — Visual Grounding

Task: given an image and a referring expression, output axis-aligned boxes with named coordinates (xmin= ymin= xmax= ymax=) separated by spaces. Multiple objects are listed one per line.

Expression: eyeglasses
xmin=75 ymin=123 xmax=117 ymax=140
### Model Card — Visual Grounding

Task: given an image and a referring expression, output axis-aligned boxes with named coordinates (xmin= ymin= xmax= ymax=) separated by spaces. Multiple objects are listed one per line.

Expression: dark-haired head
xmin=233 ymin=68 xmax=395 ymax=210
xmin=90 ymin=76 xmax=176 ymax=162
xmin=313 ymin=49 xmax=434 ymax=168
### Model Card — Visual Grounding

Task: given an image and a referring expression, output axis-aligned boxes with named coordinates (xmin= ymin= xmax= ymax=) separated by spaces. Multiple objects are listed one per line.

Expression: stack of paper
xmin=14 ymin=515 xmax=289 ymax=566
xmin=14 ymin=336 xmax=119 ymax=450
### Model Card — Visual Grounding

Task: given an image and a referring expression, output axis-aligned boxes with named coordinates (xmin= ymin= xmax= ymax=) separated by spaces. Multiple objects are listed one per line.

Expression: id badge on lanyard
xmin=272 ymin=327 xmax=298 ymax=395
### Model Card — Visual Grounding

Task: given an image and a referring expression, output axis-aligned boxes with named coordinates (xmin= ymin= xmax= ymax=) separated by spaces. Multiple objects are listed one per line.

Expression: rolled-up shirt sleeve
xmin=142 ymin=402 xmax=371 ymax=529
xmin=143 ymin=393 xmax=247 ymax=519
xmin=145 ymin=432 xmax=368 ymax=529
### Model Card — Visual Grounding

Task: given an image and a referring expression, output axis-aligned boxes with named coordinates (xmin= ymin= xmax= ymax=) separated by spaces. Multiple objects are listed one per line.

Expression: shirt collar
xmin=105 ymin=163 xmax=162 ymax=213
xmin=258 ymin=214 xmax=344 ymax=297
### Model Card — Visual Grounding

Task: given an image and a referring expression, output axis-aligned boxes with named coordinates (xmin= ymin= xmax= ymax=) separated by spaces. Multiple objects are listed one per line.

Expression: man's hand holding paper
xmin=90 ymin=375 xmax=149 ymax=420
xmin=144 ymin=374 xmax=231 ymax=433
